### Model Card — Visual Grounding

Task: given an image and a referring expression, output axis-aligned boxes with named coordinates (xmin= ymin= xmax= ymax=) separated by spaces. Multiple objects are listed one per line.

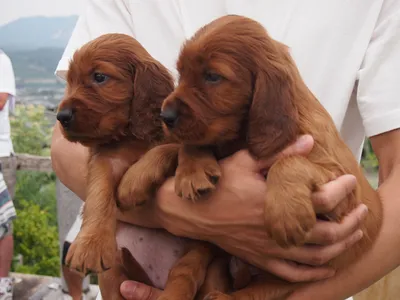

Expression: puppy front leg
xmin=264 ymin=155 xmax=335 ymax=248
xmin=204 ymin=276 xmax=298 ymax=300
xmin=117 ymin=143 xmax=180 ymax=209
xmin=98 ymin=256 xmax=128 ymax=300
xmin=66 ymin=156 xmax=118 ymax=275
xmin=158 ymin=242 xmax=219 ymax=300
xmin=175 ymin=145 xmax=221 ymax=201
xmin=195 ymin=256 xmax=231 ymax=300
xmin=98 ymin=247 xmax=154 ymax=300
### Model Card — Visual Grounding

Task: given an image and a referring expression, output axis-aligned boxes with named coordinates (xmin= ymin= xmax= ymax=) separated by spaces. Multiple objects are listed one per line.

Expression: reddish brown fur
xmin=99 ymin=247 xmax=155 ymax=300
xmin=58 ymin=33 xmax=179 ymax=299
xmin=151 ymin=15 xmax=382 ymax=300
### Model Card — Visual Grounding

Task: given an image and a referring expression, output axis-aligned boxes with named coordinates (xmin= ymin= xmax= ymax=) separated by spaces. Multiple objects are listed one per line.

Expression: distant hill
xmin=6 ymin=47 xmax=65 ymax=81
xmin=0 ymin=16 xmax=78 ymax=84
xmin=0 ymin=16 xmax=78 ymax=51
xmin=0 ymin=16 xmax=77 ymax=107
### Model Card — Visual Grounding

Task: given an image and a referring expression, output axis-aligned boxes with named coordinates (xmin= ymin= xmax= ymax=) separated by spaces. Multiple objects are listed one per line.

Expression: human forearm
xmin=288 ymin=166 xmax=400 ymax=299
xmin=154 ymin=145 xmax=366 ymax=282
xmin=289 ymin=131 xmax=400 ymax=299
xmin=50 ymin=122 xmax=88 ymax=200
xmin=118 ymin=140 xmax=369 ymax=300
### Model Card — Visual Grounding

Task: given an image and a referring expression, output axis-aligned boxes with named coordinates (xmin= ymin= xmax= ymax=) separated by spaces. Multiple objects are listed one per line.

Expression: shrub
xmin=9 ymin=104 xmax=59 ymax=276
xmin=12 ymin=200 xmax=59 ymax=276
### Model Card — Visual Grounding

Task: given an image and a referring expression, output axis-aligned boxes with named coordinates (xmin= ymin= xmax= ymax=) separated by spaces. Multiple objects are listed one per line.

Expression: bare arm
xmin=289 ymin=129 xmax=400 ymax=299
xmin=0 ymin=93 xmax=8 ymax=110
xmin=50 ymin=122 xmax=88 ymax=200
xmin=51 ymin=129 xmax=365 ymax=283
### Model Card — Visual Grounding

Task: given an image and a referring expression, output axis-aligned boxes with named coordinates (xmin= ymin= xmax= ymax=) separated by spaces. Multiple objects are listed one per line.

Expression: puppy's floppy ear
xmin=247 ymin=57 xmax=300 ymax=159
xmin=130 ymin=60 xmax=174 ymax=141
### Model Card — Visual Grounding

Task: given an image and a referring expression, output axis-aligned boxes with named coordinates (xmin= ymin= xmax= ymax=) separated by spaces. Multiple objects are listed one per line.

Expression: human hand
xmin=155 ymin=135 xmax=367 ymax=282
xmin=117 ymin=135 xmax=367 ymax=299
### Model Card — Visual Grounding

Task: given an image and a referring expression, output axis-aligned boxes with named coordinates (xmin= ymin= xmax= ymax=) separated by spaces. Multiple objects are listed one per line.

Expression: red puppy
xmin=125 ymin=15 xmax=382 ymax=300
xmin=57 ymin=33 xmax=179 ymax=299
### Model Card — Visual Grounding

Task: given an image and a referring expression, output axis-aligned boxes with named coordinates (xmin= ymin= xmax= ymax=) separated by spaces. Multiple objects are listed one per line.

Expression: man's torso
xmin=123 ymin=0 xmax=383 ymax=159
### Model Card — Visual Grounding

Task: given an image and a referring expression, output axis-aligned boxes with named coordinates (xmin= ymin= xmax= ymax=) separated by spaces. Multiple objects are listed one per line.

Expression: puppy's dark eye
xmin=204 ymin=72 xmax=222 ymax=83
xmin=93 ymin=72 xmax=109 ymax=84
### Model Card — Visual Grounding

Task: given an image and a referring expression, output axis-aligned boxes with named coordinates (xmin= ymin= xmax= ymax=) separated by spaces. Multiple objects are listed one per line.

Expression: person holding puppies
xmin=51 ymin=1 xmax=400 ymax=299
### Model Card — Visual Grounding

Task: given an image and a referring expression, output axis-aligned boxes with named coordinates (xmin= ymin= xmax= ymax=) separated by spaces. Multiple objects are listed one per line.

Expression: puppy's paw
xmin=203 ymin=291 xmax=233 ymax=300
xmin=117 ymin=169 xmax=154 ymax=210
xmin=175 ymin=160 xmax=221 ymax=201
xmin=65 ymin=230 xmax=117 ymax=275
xmin=264 ymin=185 xmax=316 ymax=248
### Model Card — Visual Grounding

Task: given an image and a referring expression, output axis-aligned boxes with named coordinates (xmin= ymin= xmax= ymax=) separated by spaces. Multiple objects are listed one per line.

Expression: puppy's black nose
xmin=160 ymin=108 xmax=178 ymax=128
xmin=57 ymin=109 xmax=74 ymax=128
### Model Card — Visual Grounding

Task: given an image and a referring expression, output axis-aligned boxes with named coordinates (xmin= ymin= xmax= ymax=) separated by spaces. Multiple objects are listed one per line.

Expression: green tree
xmin=14 ymin=171 xmax=57 ymax=226
xmin=9 ymin=104 xmax=59 ymax=276
xmin=13 ymin=200 xmax=59 ymax=276
xmin=361 ymin=138 xmax=379 ymax=172
xmin=10 ymin=104 xmax=51 ymax=156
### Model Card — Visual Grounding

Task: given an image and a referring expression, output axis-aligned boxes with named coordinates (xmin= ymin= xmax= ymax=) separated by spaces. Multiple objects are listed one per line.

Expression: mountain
xmin=0 ymin=16 xmax=79 ymax=107
xmin=0 ymin=16 xmax=79 ymax=82
xmin=0 ymin=16 xmax=78 ymax=51
xmin=6 ymin=47 xmax=65 ymax=81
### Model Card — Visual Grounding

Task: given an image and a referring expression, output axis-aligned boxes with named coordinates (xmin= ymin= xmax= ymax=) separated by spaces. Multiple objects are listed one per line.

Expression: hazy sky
xmin=0 ymin=0 xmax=83 ymax=26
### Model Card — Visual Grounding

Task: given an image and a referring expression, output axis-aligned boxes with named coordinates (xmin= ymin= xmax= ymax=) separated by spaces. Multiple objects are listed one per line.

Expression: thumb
xmin=257 ymin=135 xmax=314 ymax=172
xmin=120 ymin=280 xmax=162 ymax=300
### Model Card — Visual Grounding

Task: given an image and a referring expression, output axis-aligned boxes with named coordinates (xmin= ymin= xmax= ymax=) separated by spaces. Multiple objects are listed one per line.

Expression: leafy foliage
xmin=14 ymin=171 xmax=58 ymax=227
xmin=361 ymin=139 xmax=379 ymax=171
xmin=9 ymin=104 xmax=52 ymax=156
xmin=12 ymin=200 xmax=59 ymax=276
xmin=9 ymin=104 xmax=59 ymax=276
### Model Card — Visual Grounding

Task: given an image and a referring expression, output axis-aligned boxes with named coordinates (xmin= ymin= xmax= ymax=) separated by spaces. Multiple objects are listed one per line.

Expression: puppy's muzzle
xmin=160 ymin=108 xmax=178 ymax=128
xmin=57 ymin=108 xmax=74 ymax=128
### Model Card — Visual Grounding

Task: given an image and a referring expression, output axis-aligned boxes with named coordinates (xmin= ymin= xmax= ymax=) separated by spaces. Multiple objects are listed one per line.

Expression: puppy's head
xmin=57 ymin=33 xmax=174 ymax=147
xmin=161 ymin=15 xmax=299 ymax=156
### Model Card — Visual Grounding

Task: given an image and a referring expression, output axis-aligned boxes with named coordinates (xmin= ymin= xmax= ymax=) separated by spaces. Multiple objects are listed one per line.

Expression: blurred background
xmin=0 ymin=0 xmax=81 ymax=108
xmin=0 ymin=1 xmax=100 ymax=299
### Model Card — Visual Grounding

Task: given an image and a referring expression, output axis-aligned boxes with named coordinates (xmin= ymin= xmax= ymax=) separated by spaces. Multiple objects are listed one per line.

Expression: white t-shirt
xmin=55 ymin=0 xmax=400 ymax=163
xmin=56 ymin=1 xmax=400 ymax=298
xmin=0 ymin=50 xmax=15 ymax=157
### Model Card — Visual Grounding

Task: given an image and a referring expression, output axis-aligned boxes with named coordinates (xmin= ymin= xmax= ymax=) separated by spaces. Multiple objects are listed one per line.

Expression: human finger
xmin=306 ymin=204 xmax=368 ymax=245
xmin=280 ymin=229 xmax=363 ymax=267
xmin=265 ymin=258 xmax=335 ymax=283
xmin=312 ymin=175 xmax=357 ymax=214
